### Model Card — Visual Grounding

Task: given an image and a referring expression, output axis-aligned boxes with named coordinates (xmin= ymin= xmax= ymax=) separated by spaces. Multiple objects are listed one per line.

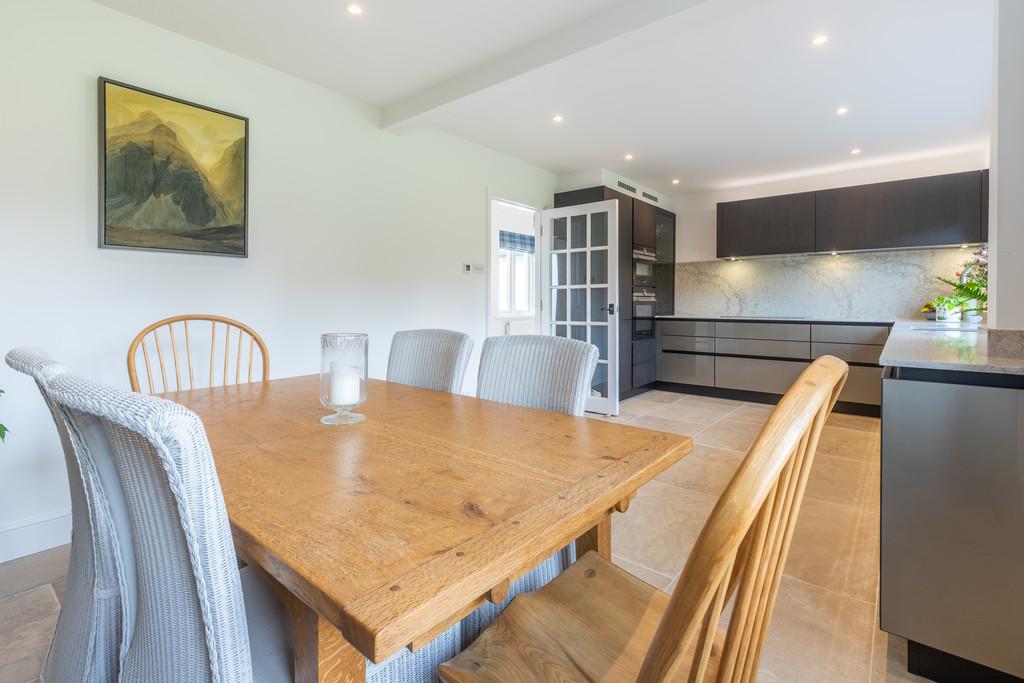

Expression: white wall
xmin=675 ymin=148 xmax=990 ymax=263
xmin=0 ymin=0 xmax=556 ymax=561
xmin=989 ymin=0 xmax=1024 ymax=330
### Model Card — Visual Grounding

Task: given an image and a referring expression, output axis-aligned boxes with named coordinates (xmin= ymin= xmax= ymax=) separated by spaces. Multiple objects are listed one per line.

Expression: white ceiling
xmin=94 ymin=0 xmax=621 ymax=106
xmin=96 ymin=0 xmax=993 ymax=194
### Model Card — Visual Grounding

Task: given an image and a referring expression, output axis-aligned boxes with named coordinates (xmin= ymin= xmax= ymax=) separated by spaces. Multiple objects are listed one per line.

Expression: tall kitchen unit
xmin=554 ymin=184 xmax=675 ymax=399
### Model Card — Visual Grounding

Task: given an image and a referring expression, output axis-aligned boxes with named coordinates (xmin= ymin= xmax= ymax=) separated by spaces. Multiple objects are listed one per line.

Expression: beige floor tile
xmin=611 ymin=556 xmax=674 ymax=592
xmin=637 ymin=390 xmax=686 ymax=404
xmin=0 ymin=546 xmax=69 ymax=600
xmin=695 ymin=416 xmax=764 ymax=452
xmin=788 ymin=498 xmax=880 ymax=604
xmin=817 ymin=426 xmax=881 ymax=464
xmin=656 ymin=443 xmax=744 ymax=498
xmin=611 ymin=479 xmax=717 ymax=577
xmin=618 ymin=395 xmax=679 ymax=417
xmin=51 ymin=578 xmax=66 ymax=605
xmin=628 ymin=414 xmax=706 ymax=438
xmin=729 ymin=401 xmax=775 ymax=425
xmin=828 ymin=412 xmax=882 ymax=434
xmin=679 ymin=393 xmax=746 ymax=409
xmin=648 ymin=397 xmax=741 ymax=425
xmin=0 ymin=586 xmax=58 ymax=683
xmin=806 ymin=454 xmax=881 ymax=512
xmin=757 ymin=577 xmax=877 ymax=683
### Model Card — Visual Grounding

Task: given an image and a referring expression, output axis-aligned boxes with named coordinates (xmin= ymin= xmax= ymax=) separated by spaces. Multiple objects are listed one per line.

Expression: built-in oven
xmin=633 ymin=247 xmax=656 ymax=287
xmin=633 ymin=287 xmax=656 ymax=340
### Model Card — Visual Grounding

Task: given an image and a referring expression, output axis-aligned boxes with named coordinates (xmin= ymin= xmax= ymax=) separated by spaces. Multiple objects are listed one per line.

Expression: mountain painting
xmin=99 ymin=79 xmax=248 ymax=256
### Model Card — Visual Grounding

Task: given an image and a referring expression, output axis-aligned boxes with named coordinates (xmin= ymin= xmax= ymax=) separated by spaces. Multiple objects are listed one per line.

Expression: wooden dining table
xmin=161 ymin=375 xmax=693 ymax=682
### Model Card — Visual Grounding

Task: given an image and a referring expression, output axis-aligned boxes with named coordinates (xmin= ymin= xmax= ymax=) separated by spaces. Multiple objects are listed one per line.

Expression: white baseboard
xmin=0 ymin=508 xmax=72 ymax=564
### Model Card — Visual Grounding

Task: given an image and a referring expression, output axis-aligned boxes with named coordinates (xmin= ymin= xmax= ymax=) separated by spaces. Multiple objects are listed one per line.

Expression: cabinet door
xmin=633 ymin=199 xmax=657 ymax=247
xmin=717 ymin=192 xmax=815 ymax=257
xmin=816 ymin=171 xmax=983 ymax=251
xmin=655 ymin=210 xmax=676 ymax=316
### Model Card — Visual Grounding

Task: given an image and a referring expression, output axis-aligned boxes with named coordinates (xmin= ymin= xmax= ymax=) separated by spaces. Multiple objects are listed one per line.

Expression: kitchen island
xmin=879 ymin=322 xmax=1024 ymax=681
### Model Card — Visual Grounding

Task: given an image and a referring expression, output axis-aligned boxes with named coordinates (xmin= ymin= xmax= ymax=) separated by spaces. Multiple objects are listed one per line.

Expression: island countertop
xmin=879 ymin=321 xmax=1024 ymax=375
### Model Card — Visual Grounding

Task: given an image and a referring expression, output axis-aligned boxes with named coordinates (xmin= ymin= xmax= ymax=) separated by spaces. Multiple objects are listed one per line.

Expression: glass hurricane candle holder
xmin=320 ymin=333 xmax=368 ymax=425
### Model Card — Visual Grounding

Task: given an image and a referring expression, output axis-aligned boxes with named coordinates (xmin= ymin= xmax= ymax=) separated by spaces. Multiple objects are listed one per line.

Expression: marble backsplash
xmin=675 ymin=248 xmax=969 ymax=320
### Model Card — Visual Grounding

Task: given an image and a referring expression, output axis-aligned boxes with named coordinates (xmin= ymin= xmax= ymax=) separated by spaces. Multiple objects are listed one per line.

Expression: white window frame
xmin=497 ymin=244 xmax=535 ymax=319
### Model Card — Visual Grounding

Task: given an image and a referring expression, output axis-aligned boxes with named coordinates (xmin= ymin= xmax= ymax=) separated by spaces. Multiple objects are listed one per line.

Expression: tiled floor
xmin=590 ymin=389 xmax=927 ymax=683
xmin=0 ymin=389 xmax=927 ymax=682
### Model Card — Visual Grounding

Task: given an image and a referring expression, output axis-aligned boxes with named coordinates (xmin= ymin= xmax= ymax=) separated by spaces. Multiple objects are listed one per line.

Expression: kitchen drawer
xmin=812 ymin=342 xmax=883 ymax=365
xmin=811 ymin=324 xmax=890 ymax=345
xmin=715 ymin=356 xmax=809 ymax=395
xmin=662 ymin=335 xmax=715 ymax=353
xmin=633 ymin=360 xmax=657 ymax=387
xmin=659 ymin=320 xmax=715 ymax=337
xmin=659 ymin=352 xmax=714 ymax=386
xmin=715 ymin=321 xmax=810 ymax=342
xmin=838 ymin=365 xmax=883 ymax=405
xmin=716 ymin=338 xmax=810 ymax=360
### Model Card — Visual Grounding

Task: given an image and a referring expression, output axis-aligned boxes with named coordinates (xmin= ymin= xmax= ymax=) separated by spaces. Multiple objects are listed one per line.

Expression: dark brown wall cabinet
xmin=716 ymin=170 xmax=988 ymax=258
xmin=816 ymin=171 xmax=984 ymax=252
xmin=655 ymin=209 xmax=676 ymax=316
xmin=633 ymin=200 xmax=657 ymax=247
xmin=717 ymin=192 xmax=815 ymax=258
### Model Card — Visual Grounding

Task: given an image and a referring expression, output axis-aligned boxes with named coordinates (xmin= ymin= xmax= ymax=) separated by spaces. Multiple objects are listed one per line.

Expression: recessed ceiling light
xmin=836 ymin=106 xmax=849 ymax=115
xmin=552 ymin=114 xmax=564 ymax=123
xmin=624 ymin=153 xmax=634 ymax=161
xmin=346 ymin=2 xmax=363 ymax=15
xmin=672 ymin=179 xmax=680 ymax=185
xmin=812 ymin=33 xmax=829 ymax=46
xmin=850 ymin=147 xmax=862 ymax=156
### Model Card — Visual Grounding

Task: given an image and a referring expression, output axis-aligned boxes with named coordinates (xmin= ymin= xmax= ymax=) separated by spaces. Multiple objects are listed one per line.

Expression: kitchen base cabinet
xmin=881 ymin=373 xmax=1024 ymax=679
xmin=654 ymin=318 xmax=890 ymax=415
xmin=659 ymin=352 xmax=714 ymax=386
xmin=715 ymin=356 xmax=808 ymax=395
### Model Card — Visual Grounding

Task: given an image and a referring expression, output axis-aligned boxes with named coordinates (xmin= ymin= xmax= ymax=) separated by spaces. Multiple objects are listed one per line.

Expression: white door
xmin=541 ymin=200 xmax=619 ymax=416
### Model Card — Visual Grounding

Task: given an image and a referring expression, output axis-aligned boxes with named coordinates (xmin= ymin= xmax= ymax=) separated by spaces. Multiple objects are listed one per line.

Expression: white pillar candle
xmin=329 ymin=362 xmax=361 ymax=406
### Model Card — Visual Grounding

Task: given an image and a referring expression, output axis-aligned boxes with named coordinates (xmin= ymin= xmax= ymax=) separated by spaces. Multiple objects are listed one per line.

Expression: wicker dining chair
xmin=5 ymin=349 xmax=125 ymax=683
xmin=440 ymin=355 xmax=850 ymax=683
xmin=476 ymin=335 xmax=599 ymax=417
xmin=27 ymin=349 xmax=460 ymax=683
xmin=127 ymin=314 xmax=269 ymax=393
xmin=386 ymin=329 xmax=474 ymax=393
xmin=457 ymin=334 xmax=600 ymax=648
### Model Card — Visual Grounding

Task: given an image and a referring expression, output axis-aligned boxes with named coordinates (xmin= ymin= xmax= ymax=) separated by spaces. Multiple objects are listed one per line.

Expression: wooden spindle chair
xmin=127 ymin=314 xmax=270 ymax=394
xmin=438 ymin=355 xmax=849 ymax=683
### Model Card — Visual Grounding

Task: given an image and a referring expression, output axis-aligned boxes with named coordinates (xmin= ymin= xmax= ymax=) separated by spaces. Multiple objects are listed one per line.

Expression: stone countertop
xmin=656 ymin=315 xmax=895 ymax=325
xmin=879 ymin=321 xmax=1024 ymax=375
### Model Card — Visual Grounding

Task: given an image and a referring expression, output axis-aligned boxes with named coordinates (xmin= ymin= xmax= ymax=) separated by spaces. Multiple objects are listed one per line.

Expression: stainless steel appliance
xmin=632 ymin=247 xmax=655 ymax=287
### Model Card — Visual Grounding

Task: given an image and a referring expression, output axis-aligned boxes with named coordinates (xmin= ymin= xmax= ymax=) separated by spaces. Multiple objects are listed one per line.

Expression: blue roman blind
xmin=499 ymin=230 xmax=535 ymax=254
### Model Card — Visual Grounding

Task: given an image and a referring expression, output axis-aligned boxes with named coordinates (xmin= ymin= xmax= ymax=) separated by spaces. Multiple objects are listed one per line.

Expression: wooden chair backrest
xmin=637 ymin=355 xmax=849 ymax=683
xmin=127 ymin=314 xmax=270 ymax=394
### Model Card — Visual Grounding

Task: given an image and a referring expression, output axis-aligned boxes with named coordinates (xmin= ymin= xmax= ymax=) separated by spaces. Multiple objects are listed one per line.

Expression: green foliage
xmin=936 ymin=276 xmax=987 ymax=309
xmin=930 ymin=294 xmax=965 ymax=311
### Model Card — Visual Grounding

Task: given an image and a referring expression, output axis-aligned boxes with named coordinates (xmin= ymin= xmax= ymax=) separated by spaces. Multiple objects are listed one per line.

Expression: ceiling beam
xmin=380 ymin=0 xmax=712 ymax=131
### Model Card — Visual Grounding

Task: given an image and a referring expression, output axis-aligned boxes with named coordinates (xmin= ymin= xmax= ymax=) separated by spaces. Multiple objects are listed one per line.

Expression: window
xmin=497 ymin=230 xmax=535 ymax=317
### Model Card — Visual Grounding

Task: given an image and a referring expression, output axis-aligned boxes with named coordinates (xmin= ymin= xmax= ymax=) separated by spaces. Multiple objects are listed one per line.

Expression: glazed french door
xmin=540 ymin=200 xmax=619 ymax=415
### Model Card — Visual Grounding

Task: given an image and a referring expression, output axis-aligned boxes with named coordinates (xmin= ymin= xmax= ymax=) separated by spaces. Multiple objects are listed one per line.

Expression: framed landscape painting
xmin=98 ymin=77 xmax=248 ymax=257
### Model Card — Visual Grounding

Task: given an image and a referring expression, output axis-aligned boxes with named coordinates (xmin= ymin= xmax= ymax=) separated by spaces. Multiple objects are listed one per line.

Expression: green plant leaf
xmin=0 ymin=424 xmax=6 ymax=442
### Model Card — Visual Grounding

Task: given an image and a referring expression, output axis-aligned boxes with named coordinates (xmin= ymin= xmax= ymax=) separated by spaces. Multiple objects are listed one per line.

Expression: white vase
xmin=936 ymin=306 xmax=962 ymax=323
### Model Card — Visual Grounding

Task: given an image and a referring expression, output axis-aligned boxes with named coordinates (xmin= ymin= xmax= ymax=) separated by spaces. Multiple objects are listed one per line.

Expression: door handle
xmin=602 ymin=303 xmax=616 ymax=315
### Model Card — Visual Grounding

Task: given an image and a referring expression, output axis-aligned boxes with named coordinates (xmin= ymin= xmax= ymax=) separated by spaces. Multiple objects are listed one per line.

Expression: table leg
xmin=268 ymin=575 xmax=366 ymax=682
xmin=575 ymin=510 xmax=612 ymax=560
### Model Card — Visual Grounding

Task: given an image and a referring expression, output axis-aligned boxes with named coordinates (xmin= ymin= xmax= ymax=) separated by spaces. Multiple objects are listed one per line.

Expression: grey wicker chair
xmin=15 ymin=348 xmax=460 ymax=683
xmin=476 ymin=334 xmax=599 ymax=416
xmin=386 ymin=329 xmax=474 ymax=393
xmin=459 ymin=334 xmax=599 ymax=648
xmin=5 ymin=348 xmax=125 ymax=683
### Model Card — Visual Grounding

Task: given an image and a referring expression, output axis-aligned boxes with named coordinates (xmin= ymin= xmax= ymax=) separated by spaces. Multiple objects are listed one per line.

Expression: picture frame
xmin=97 ymin=77 xmax=249 ymax=257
